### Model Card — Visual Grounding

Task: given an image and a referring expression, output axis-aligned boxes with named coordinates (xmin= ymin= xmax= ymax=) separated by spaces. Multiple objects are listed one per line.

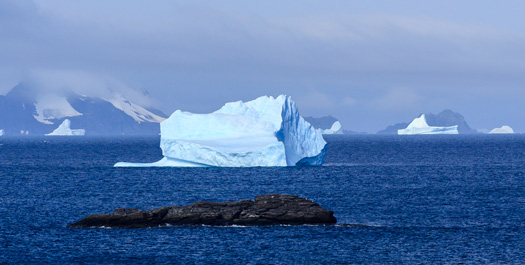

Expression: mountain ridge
xmin=0 ymin=83 xmax=167 ymax=136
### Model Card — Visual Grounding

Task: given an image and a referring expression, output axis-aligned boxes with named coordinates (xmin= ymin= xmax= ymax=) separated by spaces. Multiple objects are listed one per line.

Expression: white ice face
xmin=489 ymin=125 xmax=514 ymax=134
xmin=398 ymin=114 xmax=459 ymax=135
xmin=115 ymin=95 xmax=327 ymax=167
xmin=322 ymin=121 xmax=343 ymax=135
xmin=45 ymin=119 xmax=85 ymax=136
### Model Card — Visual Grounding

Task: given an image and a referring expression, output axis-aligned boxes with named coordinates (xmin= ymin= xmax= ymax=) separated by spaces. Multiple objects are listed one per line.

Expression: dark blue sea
xmin=1 ymin=135 xmax=524 ymax=264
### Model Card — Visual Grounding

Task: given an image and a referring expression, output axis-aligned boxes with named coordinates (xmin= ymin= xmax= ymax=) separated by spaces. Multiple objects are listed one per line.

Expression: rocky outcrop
xmin=377 ymin=122 xmax=409 ymax=134
xmin=303 ymin=115 xmax=339 ymax=130
xmin=425 ymin=110 xmax=478 ymax=134
xmin=68 ymin=194 xmax=337 ymax=228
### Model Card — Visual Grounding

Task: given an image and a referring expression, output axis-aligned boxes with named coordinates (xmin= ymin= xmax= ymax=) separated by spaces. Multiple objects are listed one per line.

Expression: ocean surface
xmin=0 ymin=135 xmax=524 ymax=264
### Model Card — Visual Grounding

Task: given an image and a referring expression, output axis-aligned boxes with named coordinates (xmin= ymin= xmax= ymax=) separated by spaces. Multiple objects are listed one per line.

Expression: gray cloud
xmin=1 ymin=0 xmax=524 ymax=132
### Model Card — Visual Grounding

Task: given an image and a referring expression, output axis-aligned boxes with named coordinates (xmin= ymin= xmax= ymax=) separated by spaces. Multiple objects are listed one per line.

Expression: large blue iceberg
xmin=115 ymin=95 xmax=327 ymax=167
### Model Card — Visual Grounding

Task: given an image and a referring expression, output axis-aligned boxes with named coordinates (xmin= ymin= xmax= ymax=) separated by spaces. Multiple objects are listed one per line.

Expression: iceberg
xmin=115 ymin=95 xmax=327 ymax=167
xmin=398 ymin=114 xmax=458 ymax=135
xmin=489 ymin=125 xmax=514 ymax=134
xmin=45 ymin=119 xmax=85 ymax=136
xmin=0 ymin=129 xmax=3 ymax=136
xmin=322 ymin=121 xmax=343 ymax=135
xmin=303 ymin=116 xmax=343 ymax=135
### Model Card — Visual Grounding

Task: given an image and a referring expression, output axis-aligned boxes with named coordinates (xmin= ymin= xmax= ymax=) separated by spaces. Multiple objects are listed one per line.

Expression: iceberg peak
xmin=115 ymin=95 xmax=327 ymax=167
xmin=407 ymin=114 xmax=430 ymax=129
xmin=398 ymin=114 xmax=458 ymax=135
xmin=45 ymin=119 xmax=85 ymax=136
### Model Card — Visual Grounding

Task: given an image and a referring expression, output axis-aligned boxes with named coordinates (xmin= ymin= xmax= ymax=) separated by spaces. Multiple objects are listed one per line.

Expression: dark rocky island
xmin=68 ymin=194 xmax=337 ymax=228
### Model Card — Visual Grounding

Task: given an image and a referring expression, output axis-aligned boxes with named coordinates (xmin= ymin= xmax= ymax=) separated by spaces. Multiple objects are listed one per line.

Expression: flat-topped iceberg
xmin=115 ymin=95 xmax=327 ymax=167
xmin=489 ymin=125 xmax=514 ymax=134
xmin=398 ymin=114 xmax=458 ymax=135
xmin=45 ymin=119 xmax=85 ymax=136
xmin=0 ymin=129 xmax=3 ymax=136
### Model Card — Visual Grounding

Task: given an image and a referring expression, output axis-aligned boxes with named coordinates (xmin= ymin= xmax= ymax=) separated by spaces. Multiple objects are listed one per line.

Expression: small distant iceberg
xmin=489 ymin=125 xmax=514 ymax=134
xmin=303 ymin=116 xmax=344 ymax=135
xmin=115 ymin=95 xmax=327 ymax=167
xmin=398 ymin=114 xmax=458 ymax=135
xmin=0 ymin=129 xmax=3 ymax=136
xmin=379 ymin=109 xmax=477 ymax=134
xmin=322 ymin=121 xmax=343 ymax=135
xmin=45 ymin=119 xmax=85 ymax=136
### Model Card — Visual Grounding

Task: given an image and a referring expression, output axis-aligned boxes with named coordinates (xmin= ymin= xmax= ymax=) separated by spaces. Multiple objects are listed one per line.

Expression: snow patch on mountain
xmin=105 ymin=93 xmax=165 ymax=123
xmin=33 ymin=95 xmax=82 ymax=124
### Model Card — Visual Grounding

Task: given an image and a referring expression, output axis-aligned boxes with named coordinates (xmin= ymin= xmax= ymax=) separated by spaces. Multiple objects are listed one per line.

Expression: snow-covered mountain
xmin=0 ymin=83 xmax=167 ymax=135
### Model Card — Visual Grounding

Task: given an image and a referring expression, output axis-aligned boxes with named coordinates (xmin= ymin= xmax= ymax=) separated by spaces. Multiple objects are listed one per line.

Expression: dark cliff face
xmin=0 ymin=83 xmax=50 ymax=135
xmin=425 ymin=110 xmax=478 ymax=134
xmin=68 ymin=194 xmax=338 ymax=228
xmin=303 ymin=116 xmax=339 ymax=130
xmin=377 ymin=110 xmax=478 ymax=134
xmin=66 ymin=95 xmax=162 ymax=136
xmin=377 ymin=122 xmax=410 ymax=134
xmin=0 ymin=83 xmax=166 ymax=136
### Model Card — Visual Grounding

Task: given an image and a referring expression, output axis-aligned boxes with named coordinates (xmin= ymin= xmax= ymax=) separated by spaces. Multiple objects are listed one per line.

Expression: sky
xmin=1 ymin=0 xmax=525 ymax=133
